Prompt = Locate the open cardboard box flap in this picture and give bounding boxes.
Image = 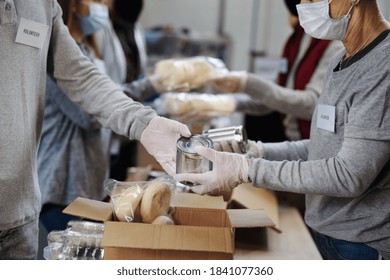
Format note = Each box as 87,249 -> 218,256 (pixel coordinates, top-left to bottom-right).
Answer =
64,184 -> 280,231
63,197 -> 112,222
174,185 -> 280,231
226,209 -> 276,228
230,183 -> 281,231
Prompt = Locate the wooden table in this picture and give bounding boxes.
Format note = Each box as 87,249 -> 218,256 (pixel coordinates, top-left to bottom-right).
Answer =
234,206 -> 322,260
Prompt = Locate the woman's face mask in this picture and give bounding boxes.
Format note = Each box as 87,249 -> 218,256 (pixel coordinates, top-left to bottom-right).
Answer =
78,2 -> 109,36
296,0 -> 356,41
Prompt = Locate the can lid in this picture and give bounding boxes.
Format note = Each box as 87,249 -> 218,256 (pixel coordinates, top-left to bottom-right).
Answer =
177,135 -> 213,154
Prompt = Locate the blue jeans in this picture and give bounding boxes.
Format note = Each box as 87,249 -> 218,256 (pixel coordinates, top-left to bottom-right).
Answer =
0,218 -> 39,260
310,229 -> 380,260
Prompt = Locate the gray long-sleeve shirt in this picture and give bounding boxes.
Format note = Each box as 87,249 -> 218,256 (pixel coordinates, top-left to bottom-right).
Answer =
0,0 -> 157,230
248,33 -> 390,259
235,40 -> 343,140
38,51 -> 157,207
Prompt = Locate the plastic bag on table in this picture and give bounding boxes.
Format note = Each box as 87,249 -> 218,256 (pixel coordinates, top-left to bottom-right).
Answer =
152,56 -> 228,91
157,92 -> 235,123
104,176 -> 176,224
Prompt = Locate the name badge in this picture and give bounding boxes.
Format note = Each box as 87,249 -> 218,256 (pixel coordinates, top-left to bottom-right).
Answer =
15,18 -> 49,49
316,104 -> 336,132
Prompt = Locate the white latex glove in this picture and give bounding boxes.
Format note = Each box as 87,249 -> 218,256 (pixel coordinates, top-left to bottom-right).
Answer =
245,140 -> 264,158
213,140 -> 244,154
213,140 -> 263,158
209,71 -> 248,93
174,146 -> 250,195
140,116 -> 191,176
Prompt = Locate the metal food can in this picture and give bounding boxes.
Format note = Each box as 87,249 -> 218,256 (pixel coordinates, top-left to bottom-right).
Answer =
176,135 -> 213,186
202,125 -> 247,153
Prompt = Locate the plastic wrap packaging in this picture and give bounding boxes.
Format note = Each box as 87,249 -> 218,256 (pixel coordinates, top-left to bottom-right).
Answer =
155,92 -> 236,124
153,56 -> 228,91
104,177 -> 176,224
43,221 -> 105,260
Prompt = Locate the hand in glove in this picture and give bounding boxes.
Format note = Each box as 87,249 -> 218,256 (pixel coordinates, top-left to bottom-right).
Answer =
245,140 -> 264,158
213,140 -> 245,154
140,116 -> 191,176
209,71 -> 248,93
174,146 -> 250,195
213,140 -> 264,158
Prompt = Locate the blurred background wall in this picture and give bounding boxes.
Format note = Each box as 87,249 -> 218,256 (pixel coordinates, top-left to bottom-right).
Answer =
140,0 -> 390,71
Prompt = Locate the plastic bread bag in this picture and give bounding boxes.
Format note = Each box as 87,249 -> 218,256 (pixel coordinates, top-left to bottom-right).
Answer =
104,179 -> 145,222
153,56 -> 228,91
104,177 -> 176,224
158,92 -> 236,122
138,176 -> 176,224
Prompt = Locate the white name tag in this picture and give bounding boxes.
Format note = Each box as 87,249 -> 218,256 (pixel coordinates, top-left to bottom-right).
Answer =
316,104 -> 336,132
15,18 -> 49,49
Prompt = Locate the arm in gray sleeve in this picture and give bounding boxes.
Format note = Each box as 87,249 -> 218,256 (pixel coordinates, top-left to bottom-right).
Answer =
47,2 -> 156,140
263,139 -> 309,161
233,93 -> 274,116
120,78 -> 158,102
46,75 -> 100,131
243,41 -> 343,120
249,138 -> 390,198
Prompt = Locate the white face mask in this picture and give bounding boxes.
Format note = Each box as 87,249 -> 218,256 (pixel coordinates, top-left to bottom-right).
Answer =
78,3 -> 109,36
296,0 -> 356,41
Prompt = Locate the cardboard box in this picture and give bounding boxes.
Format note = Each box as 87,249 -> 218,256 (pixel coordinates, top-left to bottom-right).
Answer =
63,184 -> 279,260
175,185 -> 281,248
136,143 -> 163,171
64,197 -> 234,259
227,184 -> 281,247
229,183 -> 280,232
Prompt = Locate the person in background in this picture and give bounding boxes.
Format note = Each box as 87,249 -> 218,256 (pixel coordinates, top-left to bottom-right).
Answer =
211,0 -> 343,142
109,0 -> 147,83
0,0 -> 190,260
209,0 -> 343,215
38,0 -> 174,233
38,0 -> 112,232
175,0 -> 390,260
94,0 -> 149,181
